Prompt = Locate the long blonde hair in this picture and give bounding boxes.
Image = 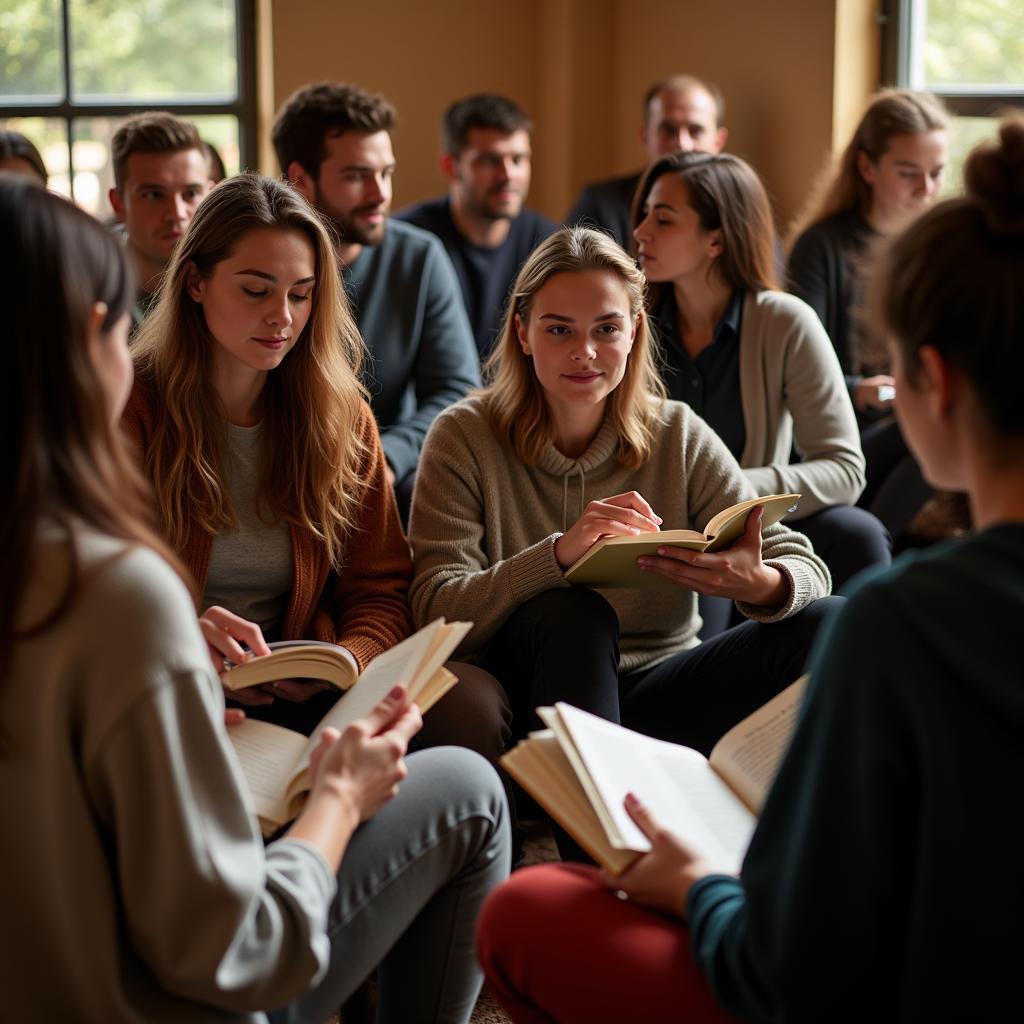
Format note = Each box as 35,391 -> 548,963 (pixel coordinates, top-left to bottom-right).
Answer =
482,226 -> 666,469
788,89 -> 948,246
133,174 -> 368,569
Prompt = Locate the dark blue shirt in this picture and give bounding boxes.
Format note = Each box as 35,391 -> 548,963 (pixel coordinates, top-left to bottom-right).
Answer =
651,289 -> 746,460
395,196 -> 557,359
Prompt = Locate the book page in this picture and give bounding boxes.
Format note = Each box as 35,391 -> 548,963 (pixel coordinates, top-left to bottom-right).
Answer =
227,719 -> 308,825
709,675 -> 808,813
408,621 -> 472,693
704,493 -> 801,552
564,532 -> 710,589
551,703 -> 755,874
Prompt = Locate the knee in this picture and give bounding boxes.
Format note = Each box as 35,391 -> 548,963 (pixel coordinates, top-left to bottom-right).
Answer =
418,663 -> 512,759
511,586 -> 619,639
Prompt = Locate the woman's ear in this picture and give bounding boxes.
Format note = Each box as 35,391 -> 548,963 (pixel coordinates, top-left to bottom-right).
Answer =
856,149 -> 877,186
706,228 -> 724,260
515,313 -> 530,355
918,344 -> 959,417
185,262 -> 204,303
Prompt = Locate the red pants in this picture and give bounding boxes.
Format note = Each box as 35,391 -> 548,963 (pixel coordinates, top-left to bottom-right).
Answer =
477,864 -> 738,1023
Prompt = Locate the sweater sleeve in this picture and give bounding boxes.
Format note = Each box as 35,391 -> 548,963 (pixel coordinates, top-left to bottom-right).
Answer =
408,408 -> 568,656
83,549 -> 337,1012
682,410 -> 831,621
379,239 -> 480,482
313,402 -> 414,669
743,299 -> 865,516
685,582 -> 911,1022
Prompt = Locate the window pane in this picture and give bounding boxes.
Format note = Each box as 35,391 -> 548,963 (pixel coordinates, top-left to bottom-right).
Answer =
941,115 -> 1001,196
920,0 -> 1024,89
1,0 -> 63,102
69,0 -> 237,102
72,114 -> 239,217
0,116 -> 69,196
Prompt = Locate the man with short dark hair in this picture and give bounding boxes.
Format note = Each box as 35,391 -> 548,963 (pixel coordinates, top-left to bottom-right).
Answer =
568,75 -> 729,249
272,82 -> 479,514
108,112 -> 213,327
396,93 -> 557,359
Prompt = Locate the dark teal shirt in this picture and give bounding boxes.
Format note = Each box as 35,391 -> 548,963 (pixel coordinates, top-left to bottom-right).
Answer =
687,525 -> 1024,1022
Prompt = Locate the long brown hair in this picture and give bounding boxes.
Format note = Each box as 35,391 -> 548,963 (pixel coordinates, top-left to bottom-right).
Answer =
788,89 -> 948,246
3,173 -> 179,680
482,226 -> 666,469
132,174 -> 368,569
867,115 -> 1024,438
633,151 -> 778,305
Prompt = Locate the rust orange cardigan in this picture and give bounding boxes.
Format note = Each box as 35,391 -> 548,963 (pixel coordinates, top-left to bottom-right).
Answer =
122,380 -> 414,671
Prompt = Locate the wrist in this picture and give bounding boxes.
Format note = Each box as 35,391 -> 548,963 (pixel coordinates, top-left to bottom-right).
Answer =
750,565 -> 788,608
287,776 -> 362,868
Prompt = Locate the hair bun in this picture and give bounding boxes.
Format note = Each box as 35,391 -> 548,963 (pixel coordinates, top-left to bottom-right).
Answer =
963,115 -> 1024,236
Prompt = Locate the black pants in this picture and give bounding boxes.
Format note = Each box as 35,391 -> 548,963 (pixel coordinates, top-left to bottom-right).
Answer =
858,416 -> 933,541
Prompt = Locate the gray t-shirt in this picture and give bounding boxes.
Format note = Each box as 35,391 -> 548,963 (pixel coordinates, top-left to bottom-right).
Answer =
203,422 -> 293,637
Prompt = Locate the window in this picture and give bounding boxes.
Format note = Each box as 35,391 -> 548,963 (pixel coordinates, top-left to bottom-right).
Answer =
1,0 -> 256,215
883,0 -> 1024,191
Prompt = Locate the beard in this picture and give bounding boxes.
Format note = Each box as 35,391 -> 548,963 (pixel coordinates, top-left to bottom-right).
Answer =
314,187 -> 388,247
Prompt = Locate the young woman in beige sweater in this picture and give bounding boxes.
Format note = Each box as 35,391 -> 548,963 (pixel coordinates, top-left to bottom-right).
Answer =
410,227 -> 835,853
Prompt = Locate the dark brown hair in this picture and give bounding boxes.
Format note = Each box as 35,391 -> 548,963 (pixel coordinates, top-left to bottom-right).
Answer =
2,173 -> 181,682
0,130 -> 47,185
272,82 -> 397,179
633,151 -> 777,296
867,115 -> 1024,436
110,112 -> 204,191
442,93 -> 533,155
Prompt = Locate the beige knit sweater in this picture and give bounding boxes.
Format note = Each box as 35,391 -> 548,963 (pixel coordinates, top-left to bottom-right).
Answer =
410,396 -> 831,672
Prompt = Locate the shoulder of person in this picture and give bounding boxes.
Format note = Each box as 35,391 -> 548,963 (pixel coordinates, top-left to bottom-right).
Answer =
519,207 -> 559,234
72,532 -> 209,679
393,195 -> 441,222
386,216 -> 451,259
747,289 -> 825,334
427,393 -> 492,441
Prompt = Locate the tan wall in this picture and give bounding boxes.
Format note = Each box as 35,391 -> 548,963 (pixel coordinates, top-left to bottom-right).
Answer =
265,0 -> 879,230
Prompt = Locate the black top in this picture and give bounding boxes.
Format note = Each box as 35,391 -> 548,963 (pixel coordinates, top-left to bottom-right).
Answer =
787,210 -> 876,387
650,289 -> 747,460
395,196 -> 557,359
566,172 -> 642,251
688,523 -> 1024,1022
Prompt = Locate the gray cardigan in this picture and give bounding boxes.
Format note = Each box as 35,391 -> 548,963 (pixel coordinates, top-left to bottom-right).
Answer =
736,290 -> 865,518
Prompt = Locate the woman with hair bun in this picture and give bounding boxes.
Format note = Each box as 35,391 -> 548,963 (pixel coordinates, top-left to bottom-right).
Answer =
788,89 -> 949,539
478,116 -> 1024,1024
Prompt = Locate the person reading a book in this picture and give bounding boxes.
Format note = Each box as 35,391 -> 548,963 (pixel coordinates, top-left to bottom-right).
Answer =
476,115 -> 1024,1024
410,226 -> 835,853
1,173 -> 510,1022
124,173 -> 506,761
787,89 -> 950,544
632,151 -> 890,626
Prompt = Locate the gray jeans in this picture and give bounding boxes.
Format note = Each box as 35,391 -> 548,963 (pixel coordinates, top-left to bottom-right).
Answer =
269,746 -> 510,1024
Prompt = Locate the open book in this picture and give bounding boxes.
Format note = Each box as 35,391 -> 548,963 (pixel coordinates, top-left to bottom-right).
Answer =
564,493 -> 800,589
227,618 -> 470,835
222,640 -> 359,691
501,675 -> 807,874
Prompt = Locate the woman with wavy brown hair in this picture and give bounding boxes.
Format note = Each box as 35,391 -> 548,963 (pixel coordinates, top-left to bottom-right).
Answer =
1,172 -> 509,1023
127,173 -> 413,734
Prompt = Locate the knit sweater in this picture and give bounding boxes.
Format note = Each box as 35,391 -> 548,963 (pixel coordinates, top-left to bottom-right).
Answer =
733,290 -> 865,518
123,380 -> 413,671
409,396 -> 830,672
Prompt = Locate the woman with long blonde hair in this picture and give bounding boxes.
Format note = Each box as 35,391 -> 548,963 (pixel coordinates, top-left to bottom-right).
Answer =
2,173 -> 509,1022
410,226 -> 833,855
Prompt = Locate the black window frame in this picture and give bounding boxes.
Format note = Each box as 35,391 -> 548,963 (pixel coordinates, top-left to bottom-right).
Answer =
0,0 -> 258,201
